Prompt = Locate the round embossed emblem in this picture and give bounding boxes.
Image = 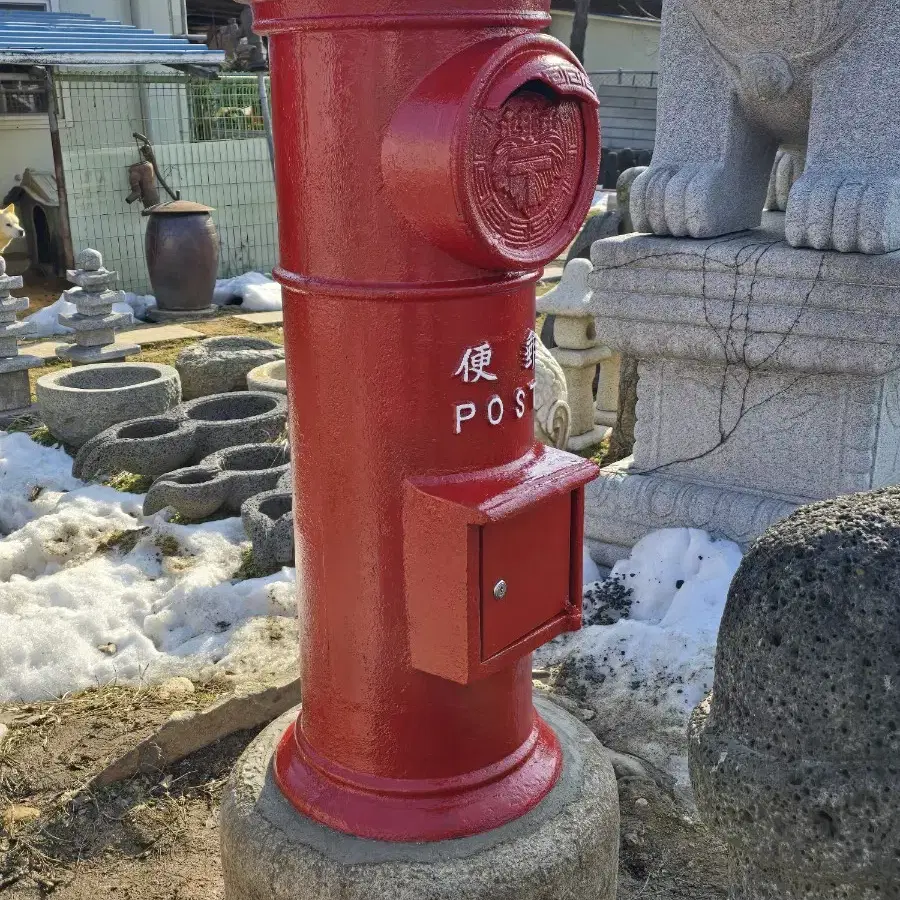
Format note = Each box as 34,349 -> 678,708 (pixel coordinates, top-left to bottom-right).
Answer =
382,35 -> 599,270
467,91 -> 586,264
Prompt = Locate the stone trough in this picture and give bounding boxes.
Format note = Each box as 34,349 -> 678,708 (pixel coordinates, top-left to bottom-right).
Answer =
242,469 -> 294,570
143,442 -> 291,519
73,391 -> 287,481
246,359 -> 287,395
177,336 -> 284,400
37,362 -> 181,449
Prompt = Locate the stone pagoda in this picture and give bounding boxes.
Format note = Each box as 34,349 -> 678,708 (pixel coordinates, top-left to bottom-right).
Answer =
57,248 -> 138,365
0,256 -> 41,417
0,256 -> 44,420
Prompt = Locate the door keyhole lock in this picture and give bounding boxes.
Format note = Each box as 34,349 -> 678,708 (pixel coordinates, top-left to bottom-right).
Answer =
493,580 -> 508,600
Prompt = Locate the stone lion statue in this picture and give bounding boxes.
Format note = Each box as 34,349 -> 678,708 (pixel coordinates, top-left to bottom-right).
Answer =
632,0 -> 898,254
534,336 -> 571,450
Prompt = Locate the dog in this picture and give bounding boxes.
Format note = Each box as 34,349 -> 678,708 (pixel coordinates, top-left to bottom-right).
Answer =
0,203 -> 25,254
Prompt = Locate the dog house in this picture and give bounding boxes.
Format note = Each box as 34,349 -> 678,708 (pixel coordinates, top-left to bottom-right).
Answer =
0,7 -> 223,278
2,169 -> 62,275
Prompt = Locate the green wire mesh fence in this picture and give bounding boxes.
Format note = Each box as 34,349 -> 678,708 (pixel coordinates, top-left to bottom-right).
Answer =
56,70 -> 277,295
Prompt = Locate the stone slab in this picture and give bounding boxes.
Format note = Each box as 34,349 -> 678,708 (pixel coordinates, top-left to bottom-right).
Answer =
22,325 -> 206,366
120,324 -> 205,346
0,402 -> 37,426
59,311 -> 130,332
23,340 -> 65,361
590,215 -> 900,375
233,310 -> 283,325
220,694 -> 620,900
57,342 -> 140,365
0,274 -> 24,292
93,672 -> 301,789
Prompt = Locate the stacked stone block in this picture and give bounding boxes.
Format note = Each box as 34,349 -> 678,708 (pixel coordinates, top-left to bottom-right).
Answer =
57,248 -> 139,365
0,255 -> 41,416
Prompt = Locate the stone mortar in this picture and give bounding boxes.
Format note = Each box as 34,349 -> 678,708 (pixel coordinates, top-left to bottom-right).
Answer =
177,336 -> 284,401
241,488 -> 295,570
247,359 -> 287,395
220,694 -> 620,900
73,391 -> 287,482
144,442 -> 291,519
690,487 -> 900,899
36,363 -> 181,449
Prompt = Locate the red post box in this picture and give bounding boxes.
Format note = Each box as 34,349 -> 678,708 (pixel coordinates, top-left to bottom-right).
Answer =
249,0 -> 600,842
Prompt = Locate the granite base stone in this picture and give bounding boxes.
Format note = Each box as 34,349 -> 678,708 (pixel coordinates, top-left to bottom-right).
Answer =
220,695 -> 620,900
56,341 -> 141,365
587,460 -> 801,567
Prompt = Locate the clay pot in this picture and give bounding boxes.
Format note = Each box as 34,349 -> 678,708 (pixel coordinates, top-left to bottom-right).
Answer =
144,201 -> 219,312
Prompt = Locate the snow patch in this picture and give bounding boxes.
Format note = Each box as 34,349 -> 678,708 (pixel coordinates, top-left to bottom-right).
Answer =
22,268 -> 283,340
0,431 -> 84,533
23,290 -> 156,338
0,431 -> 297,702
538,528 -> 742,783
213,272 -> 282,311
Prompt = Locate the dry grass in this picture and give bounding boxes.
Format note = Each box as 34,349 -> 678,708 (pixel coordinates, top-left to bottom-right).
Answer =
0,681 -> 239,895
25,313 -> 284,401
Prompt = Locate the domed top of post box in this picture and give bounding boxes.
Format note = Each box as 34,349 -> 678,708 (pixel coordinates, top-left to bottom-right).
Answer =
248,0 -> 552,32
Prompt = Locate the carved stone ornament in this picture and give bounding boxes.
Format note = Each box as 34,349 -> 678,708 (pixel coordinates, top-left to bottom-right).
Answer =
684,0 -> 870,99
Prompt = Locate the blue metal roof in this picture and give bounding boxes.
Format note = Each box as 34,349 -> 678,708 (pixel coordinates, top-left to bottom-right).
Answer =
0,9 -> 224,66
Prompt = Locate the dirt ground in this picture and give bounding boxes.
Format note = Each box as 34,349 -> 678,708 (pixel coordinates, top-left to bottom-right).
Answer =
0,678 -> 728,900
18,272 -> 70,315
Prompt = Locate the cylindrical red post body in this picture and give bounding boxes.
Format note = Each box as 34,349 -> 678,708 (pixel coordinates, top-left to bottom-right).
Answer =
251,0 -> 600,841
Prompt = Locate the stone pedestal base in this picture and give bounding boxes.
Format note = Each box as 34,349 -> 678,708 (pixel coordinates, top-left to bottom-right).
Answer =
147,305 -> 217,323
57,342 -> 141,365
586,216 -> 900,562
220,695 -> 620,900
0,359 -> 39,415
586,459 -> 802,567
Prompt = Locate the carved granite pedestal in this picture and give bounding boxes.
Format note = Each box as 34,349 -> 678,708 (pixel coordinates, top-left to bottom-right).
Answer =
586,214 -> 900,564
